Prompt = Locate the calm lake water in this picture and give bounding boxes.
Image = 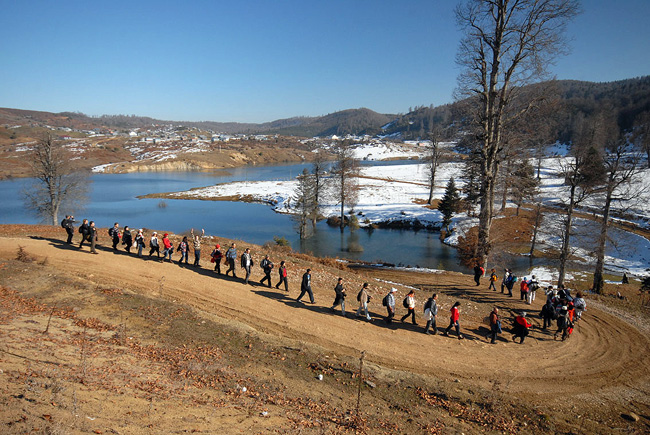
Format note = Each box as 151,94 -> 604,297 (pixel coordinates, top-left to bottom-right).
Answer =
0,162 -> 477,273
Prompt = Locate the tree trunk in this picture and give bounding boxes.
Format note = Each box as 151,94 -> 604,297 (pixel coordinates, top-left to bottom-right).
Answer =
529,204 -> 542,257
558,184 -> 576,286
592,184 -> 614,294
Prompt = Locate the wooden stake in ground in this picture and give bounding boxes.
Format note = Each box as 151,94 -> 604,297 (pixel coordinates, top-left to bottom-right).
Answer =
43,305 -> 56,334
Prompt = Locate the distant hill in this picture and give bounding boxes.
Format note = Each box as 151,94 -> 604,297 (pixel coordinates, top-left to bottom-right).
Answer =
2,76 -> 648,140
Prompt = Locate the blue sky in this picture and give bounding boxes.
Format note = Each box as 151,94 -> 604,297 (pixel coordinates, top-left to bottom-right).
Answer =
1,0 -> 648,123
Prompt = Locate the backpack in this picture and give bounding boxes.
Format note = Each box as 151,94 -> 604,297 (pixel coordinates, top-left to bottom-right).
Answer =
61,219 -> 66,228
108,227 -> 115,237
423,298 -> 432,312
403,296 -> 409,308
357,290 -> 363,302
78,226 -> 83,234
382,294 -> 389,307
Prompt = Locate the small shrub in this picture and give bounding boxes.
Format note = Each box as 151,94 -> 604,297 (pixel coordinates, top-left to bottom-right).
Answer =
16,246 -> 35,263
273,236 -> 291,247
158,200 -> 168,209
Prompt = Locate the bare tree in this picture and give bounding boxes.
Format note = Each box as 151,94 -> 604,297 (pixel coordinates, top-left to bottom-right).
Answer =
311,148 -> 328,226
509,159 -> 539,215
455,0 -> 580,267
293,168 -> 317,239
330,142 -> 360,232
23,134 -> 90,225
592,139 -> 643,293
425,127 -> 444,205
632,112 -> 650,168
528,201 -> 543,257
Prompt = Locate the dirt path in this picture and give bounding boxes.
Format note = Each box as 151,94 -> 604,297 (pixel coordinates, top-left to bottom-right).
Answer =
2,234 -> 648,415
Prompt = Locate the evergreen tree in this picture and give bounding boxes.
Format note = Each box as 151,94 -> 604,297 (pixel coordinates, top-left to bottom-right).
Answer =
293,168 -> 317,239
438,177 -> 461,233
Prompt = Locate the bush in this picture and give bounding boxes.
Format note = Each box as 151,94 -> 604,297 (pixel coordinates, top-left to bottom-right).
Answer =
16,246 -> 35,263
273,236 -> 291,247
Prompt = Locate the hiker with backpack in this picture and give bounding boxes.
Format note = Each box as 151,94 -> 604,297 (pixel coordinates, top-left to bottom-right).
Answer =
122,226 -> 133,253
177,236 -> 190,265
275,260 -> 289,291
109,222 -> 121,251
149,232 -> 160,258
296,268 -> 315,304
134,229 -> 145,257
330,277 -> 346,317
382,288 -> 397,324
526,275 -> 539,304
554,304 -> 571,341
513,311 -> 532,344
501,269 -> 510,293
400,289 -> 417,325
443,301 -> 464,340
240,248 -> 253,285
61,215 -> 75,244
505,270 -> 517,296
488,268 -> 498,291
78,219 -> 90,249
161,233 -> 173,262
355,282 -> 372,322
259,255 -> 274,287
473,263 -> 484,286
423,293 -> 438,335
573,291 -> 586,322
210,244 -> 223,274
540,298 -> 557,330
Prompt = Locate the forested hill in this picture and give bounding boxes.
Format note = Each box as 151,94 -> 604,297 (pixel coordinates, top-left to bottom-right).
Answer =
1,76 -> 648,139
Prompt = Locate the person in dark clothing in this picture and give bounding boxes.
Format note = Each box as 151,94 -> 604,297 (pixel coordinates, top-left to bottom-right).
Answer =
473,264 -> 483,286
275,261 -> 288,291
149,232 -> 160,258
211,244 -> 223,274
513,312 -> 532,344
488,307 -> 500,344
384,288 -> 397,324
62,215 -> 75,244
122,226 -> 133,253
259,255 -> 274,287
330,277 -> 346,316
423,293 -> 438,335
622,272 -> 629,284
109,222 -> 120,250
88,221 -> 98,254
134,229 -> 145,257
443,302 -> 464,339
225,243 -> 237,277
297,268 -> 314,304
541,299 -> 555,329
78,219 -> 90,249
241,248 -> 253,285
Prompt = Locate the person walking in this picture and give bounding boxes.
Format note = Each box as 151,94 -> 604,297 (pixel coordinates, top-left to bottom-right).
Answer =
149,232 -> 160,258
78,219 -> 90,249
520,277 -> 529,301
473,263 -> 484,286
225,243 -> 237,277
488,268 -> 498,291
513,312 -> 532,344
61,215 -> 76,244
400,289 -> 417,325
526,275 -> 539,304
573,291 -> 586,322
134,229 -> 145,257
541,298 -> 556,330
505,272 -> 516,297
177,236 -> 190,265
191,228 -> 204,267
241,248 -> 253,285
501,269 -> 510,293
423,293 -> 438,334
259,255 -> 274,287
88,221 -> 98,254
122,226 -> 133,253
443,302 -> 464,339
161,233 -> 173,262
330,277 -> 346,316
488,307 -> 501,344
383,288 -> 397,324
275,260 -> 288,291
109,222 -> 121,251
355,282 -> 372,322
211,244 -> 223,274
296,268 -> 315,304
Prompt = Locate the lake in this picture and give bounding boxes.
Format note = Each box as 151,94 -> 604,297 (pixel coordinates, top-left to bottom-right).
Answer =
0,162 -> 474,272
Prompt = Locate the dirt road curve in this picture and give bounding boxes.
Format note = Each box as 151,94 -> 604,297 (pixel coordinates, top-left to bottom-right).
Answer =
1,235 -> 648,409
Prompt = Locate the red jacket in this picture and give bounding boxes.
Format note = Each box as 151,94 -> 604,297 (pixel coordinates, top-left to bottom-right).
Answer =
515,316 -> 531,328
162,237 -> 172,249
450,306 -> 459,322
520,281 -> 529,292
